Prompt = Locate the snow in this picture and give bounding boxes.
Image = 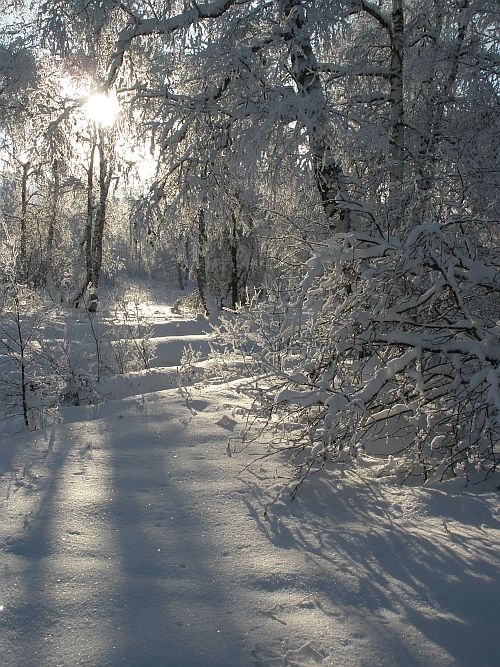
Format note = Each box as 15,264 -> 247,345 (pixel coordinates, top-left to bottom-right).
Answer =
1,287 -> 499,666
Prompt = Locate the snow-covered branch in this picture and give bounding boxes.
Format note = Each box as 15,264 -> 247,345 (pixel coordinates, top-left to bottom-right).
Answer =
106,0 -> 240,87
360,0 -> 391,33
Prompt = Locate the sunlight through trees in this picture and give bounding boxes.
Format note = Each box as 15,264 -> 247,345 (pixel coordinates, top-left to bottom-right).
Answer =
0,0 -> 498,482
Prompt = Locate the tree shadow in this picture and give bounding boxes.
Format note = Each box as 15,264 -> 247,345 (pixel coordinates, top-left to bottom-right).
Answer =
1,401 -> 256,666
0,423 -> 86,665
103,411 -> 253,666
241,470 -> 500,666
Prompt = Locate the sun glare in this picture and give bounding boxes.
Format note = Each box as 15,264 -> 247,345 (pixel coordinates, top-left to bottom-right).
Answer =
84,92 -> 120,128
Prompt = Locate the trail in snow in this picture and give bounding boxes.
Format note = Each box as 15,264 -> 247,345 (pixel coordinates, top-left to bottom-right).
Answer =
0,287 -> 499,666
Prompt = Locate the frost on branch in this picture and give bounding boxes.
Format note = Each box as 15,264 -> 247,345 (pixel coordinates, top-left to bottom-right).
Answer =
215,222 -> 499,486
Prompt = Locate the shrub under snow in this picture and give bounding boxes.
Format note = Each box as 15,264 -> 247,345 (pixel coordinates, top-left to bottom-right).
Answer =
214,222 -> 499,487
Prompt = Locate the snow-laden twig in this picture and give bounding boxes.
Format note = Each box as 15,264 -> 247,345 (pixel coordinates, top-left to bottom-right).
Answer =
213,222 -> 499,486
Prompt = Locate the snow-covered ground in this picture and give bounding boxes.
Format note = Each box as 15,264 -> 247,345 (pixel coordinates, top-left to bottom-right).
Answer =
0,286 -> 499,666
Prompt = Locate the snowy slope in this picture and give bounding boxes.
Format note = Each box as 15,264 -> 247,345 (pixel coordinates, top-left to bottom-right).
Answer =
0,290 -> 499,667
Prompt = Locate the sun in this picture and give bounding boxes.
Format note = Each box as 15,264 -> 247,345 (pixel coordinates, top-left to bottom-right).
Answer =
84,92 -> 120,128
57,76 -> 120,127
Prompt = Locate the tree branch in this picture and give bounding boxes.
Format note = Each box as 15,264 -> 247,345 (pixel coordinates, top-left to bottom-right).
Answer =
105,0 -> 239,87
360,0 -> 391,33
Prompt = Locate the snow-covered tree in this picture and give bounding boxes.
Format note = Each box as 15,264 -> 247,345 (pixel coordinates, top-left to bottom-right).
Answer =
3,0 -> 496,478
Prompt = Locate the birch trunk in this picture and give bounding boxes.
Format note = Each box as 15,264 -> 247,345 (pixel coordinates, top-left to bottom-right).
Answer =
18,161 -> 30,281
85,139 -> 96,286
73,138 -> 96,308
43,157 -> 60,288
280,0 -> 353,232
195,207 -> 209,315
74,127 -> 113,311
388,0 -> 405,232
90,132 -> 113,291
230,213 -> 239,309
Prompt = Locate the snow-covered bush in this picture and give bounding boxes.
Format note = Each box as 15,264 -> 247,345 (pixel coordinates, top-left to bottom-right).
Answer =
176,344 -> 204,402
0,283 -> 61,430
214,222 -> 499,486
0,279 -> 161,430
111,290 -> 156,372
172,290 -> 205,316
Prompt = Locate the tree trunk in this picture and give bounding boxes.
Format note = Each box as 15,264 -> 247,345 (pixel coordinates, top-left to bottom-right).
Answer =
90,135 -> 112,291
42,157 -> 60,288
195,207 -> 209,315
281,0 -> 353,232
18,161 -> 30,281
86,138 -> 96,285
73,138 -> 97,308
387,0 -> 405,232
75,128 -> 113,311
13,295 -> 30,428
176,263 -> 185,290
230,213 -> 239,308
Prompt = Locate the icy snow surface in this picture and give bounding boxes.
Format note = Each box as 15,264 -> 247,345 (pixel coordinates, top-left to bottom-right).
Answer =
1,287 -> 499,666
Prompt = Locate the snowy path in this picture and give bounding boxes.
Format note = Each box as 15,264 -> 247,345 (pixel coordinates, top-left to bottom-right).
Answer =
1,295 -> 499,666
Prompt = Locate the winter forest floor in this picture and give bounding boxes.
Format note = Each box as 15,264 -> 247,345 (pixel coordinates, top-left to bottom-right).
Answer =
0,283 -> 499,667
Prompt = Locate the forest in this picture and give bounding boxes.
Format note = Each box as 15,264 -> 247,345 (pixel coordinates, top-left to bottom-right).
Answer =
0,2 -> 499,666
1,0 -> 498,482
